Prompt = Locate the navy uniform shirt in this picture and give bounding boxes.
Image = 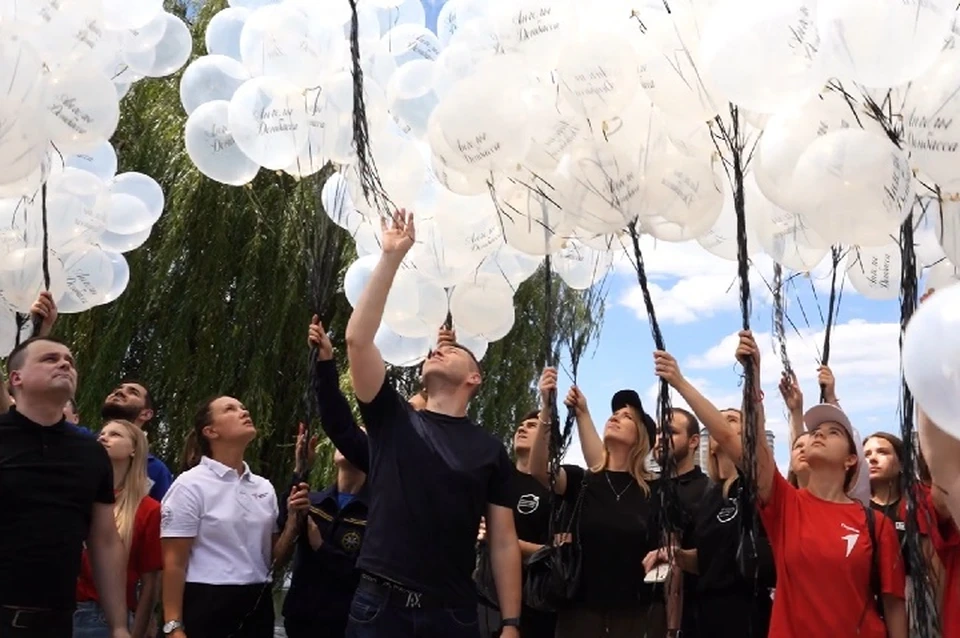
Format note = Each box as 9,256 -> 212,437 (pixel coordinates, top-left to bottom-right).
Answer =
279,478 -> 370,636
0,408 -> 114,610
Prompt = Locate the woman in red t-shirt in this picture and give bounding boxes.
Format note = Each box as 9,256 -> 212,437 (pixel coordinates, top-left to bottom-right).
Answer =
74,419 -> 162,638
654,330 -> 907,638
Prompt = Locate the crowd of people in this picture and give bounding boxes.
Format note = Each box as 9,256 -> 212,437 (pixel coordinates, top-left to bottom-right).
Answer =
1,210 -> 960,638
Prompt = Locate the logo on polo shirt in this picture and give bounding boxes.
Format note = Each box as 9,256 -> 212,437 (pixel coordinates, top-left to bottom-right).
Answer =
517,494 -> 540,515
341,531 -> 362,552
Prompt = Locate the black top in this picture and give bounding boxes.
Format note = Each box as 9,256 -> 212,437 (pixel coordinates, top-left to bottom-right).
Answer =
870,497 -> 913,575
313,359 -> 369,473
674,465 -> 709,626
0,408 -> 114,610
510,468 -> 552,545
562,465 -> 659,610
357,380 -> 514,605
693,476 -> 774,595
279,477 -> 370,633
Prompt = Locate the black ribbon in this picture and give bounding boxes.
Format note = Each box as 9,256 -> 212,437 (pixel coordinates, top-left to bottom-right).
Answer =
820,246 -> 842,402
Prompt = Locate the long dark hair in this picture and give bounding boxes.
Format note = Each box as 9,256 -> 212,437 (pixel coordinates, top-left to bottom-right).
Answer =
863,431 -> 906,497
180,396 -> 219,472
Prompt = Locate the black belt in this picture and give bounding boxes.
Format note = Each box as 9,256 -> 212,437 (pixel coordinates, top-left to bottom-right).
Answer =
359,573 -> 441,609
0,606 -> 73,631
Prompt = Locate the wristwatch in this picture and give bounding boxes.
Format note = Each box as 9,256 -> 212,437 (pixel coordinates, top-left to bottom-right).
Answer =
500,617 -> 521,629
162,620 -> 184,635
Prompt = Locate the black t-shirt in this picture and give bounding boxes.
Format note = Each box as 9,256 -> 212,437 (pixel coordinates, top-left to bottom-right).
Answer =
693,476 -> 774,595
674,467 -> 709,600
870,497 -> 913,575
357,381 -> 514,605
510,468 -> 551,545
0,408 -> 115,609
562,465 -> 659,611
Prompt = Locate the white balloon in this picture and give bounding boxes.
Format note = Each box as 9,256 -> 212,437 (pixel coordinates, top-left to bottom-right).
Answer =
903,283 -> 960,438
184,100 -> 260,186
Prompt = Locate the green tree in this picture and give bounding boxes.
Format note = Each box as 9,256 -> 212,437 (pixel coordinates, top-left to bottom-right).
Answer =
52,1 -> 604,490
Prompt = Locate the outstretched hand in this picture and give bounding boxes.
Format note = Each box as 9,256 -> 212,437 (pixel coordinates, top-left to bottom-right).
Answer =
380,209 -> 415,257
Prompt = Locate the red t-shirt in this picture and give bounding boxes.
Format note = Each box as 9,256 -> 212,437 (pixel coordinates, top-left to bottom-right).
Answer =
922,491 -> 960,638
759,471 -> 906,638
76,496 -> 162,611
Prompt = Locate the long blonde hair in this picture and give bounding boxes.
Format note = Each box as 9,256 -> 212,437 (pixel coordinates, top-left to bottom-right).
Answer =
590,407 -> 654,495
108,420 -> 151,550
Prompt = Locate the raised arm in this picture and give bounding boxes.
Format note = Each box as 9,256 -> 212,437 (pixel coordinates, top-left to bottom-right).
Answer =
531,368 -> 567,495
565,384 -> 603,468
345,210 -> 415,403
918,408 -> 960,524
734,331 -> 776,503
655,349 -> 743,463
309,317 -> 369,472
778,371 -> 804,446
817,364 -> 839,407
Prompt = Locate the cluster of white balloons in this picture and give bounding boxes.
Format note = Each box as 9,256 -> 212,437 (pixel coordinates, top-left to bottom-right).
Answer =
0,0 -> 192,353
183,0 -> 960,371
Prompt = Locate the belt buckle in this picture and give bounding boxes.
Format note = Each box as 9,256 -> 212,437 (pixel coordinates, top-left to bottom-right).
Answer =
403,591 -> 422,609
11,610 -> 30,629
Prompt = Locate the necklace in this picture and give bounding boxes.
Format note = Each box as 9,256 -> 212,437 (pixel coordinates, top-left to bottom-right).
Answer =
605,472 -> 633,502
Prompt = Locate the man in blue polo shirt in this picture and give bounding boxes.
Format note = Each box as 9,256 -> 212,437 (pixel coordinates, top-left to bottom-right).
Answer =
100,381 -> 173,501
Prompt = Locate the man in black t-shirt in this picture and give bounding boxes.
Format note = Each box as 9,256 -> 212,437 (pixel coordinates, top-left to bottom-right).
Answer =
478,410 -> 556,638
343,209 -> 522,638
655,407 -> 709,637
0,337 -> 130,638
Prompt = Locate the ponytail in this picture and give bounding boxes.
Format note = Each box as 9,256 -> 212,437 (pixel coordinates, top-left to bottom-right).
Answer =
180,430 -> 204,472
180,397 -> 217,472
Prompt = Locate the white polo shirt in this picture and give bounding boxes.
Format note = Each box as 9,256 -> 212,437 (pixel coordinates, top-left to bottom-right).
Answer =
161,456 -> 279,585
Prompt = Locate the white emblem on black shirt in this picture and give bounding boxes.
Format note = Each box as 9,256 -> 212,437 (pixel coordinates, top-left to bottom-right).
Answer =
517,494 -> 540,515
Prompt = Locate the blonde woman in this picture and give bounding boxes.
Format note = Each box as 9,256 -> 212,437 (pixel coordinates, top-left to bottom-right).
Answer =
74,420 -> 161,638
531,369 -> 666,638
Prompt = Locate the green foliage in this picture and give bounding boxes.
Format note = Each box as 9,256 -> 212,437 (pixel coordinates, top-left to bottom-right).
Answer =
51,5 -> 604,491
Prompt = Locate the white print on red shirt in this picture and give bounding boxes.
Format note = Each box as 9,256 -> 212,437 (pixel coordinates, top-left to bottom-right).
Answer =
840,523 -> 861,558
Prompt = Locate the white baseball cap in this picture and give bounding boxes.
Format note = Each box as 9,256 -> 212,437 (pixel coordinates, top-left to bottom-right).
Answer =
803,403 -> 871,507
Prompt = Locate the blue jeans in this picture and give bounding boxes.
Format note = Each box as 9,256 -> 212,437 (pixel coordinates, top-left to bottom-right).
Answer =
72,602 -> 133,638
72,602 -> 109,638
345,581 -> 479,638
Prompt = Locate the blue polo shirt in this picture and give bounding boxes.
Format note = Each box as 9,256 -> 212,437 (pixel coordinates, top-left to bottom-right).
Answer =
68,422 -> 174,501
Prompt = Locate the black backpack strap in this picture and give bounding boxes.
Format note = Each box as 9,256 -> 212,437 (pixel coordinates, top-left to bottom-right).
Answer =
862,503 -> 886,618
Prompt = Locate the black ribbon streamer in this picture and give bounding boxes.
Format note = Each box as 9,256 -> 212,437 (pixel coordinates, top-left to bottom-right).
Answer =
625,221 -> 681,551
771,263 -> 793,376
17,183 -> 53,344
347,0 -> 391,216
899,212 -> 936,638
820,246 -> 842,402
723,105 -> 763,592
542,257 -> 563,496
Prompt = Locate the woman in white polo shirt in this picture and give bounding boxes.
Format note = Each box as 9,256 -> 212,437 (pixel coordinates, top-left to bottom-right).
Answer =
159,396 -> 308,638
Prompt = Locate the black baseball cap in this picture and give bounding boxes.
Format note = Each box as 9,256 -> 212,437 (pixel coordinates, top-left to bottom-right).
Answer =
611,389 -> 657,445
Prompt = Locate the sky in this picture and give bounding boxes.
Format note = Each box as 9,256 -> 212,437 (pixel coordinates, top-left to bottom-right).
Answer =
556,236 -> 910,473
